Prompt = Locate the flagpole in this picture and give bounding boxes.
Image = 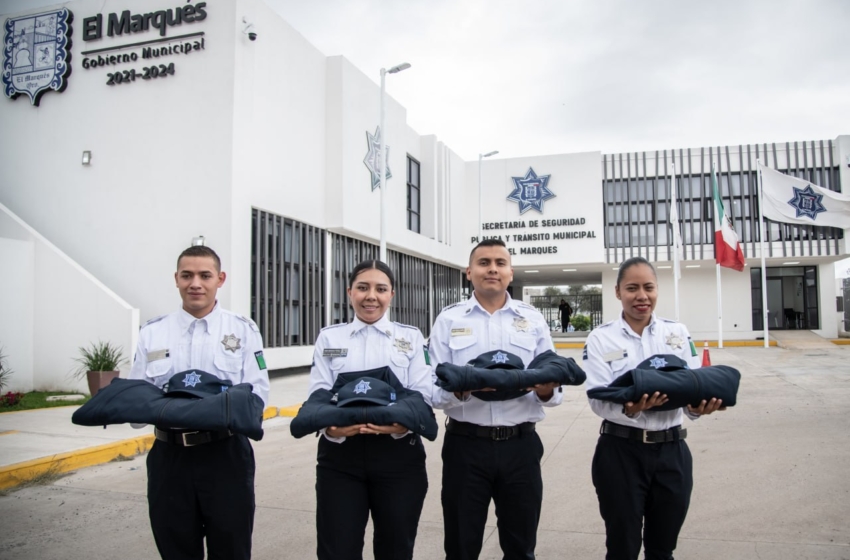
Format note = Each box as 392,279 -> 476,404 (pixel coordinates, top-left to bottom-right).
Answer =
712,162 -> 723,349
671,162 -> 680,321
757,159 -> 770,348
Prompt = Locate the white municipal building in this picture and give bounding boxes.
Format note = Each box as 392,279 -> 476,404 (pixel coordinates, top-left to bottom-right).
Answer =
1,0 -> 848,392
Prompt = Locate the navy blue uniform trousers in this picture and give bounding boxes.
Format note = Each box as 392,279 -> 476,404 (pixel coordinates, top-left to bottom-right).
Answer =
146,435 -> 256,560
315,433 -> 428,560
441,430 -> 545,560
591,433 -> 693,560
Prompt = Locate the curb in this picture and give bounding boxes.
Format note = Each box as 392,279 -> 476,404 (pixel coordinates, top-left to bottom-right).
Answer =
0,404 -> 303,491
0,434 -> 155,491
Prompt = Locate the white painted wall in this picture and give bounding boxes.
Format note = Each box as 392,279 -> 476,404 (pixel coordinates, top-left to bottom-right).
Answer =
0,0 -> 238,324
813,262 -> 838,339
0,203 -> 138,393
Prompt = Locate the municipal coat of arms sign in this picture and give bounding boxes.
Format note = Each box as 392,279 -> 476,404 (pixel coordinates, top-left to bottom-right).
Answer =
3,8 -> 72,106
363,126 -> 392,191
507,167 -> 555,214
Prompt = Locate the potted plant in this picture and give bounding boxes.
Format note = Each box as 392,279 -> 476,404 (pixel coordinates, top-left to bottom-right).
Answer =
73,341 -> 128,397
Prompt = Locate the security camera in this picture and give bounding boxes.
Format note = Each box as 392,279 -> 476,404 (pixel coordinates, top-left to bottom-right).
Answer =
242,17 -> 257,41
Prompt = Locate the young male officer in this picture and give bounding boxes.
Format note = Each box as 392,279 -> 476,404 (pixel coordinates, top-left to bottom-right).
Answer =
429,238 -> 561,560
129,245 -> 269,560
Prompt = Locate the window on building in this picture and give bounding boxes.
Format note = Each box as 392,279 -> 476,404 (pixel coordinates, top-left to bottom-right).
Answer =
407,156 -> 420,233
251,209 -> 325,347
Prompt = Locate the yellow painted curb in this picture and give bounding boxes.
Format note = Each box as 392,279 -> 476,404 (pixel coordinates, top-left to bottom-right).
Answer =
831,339 -> 850,346
277,405 -> 301,417
0,434 -> 154,491
0,430 -> 19,436
263,406 -> 279,420
555,340 -> 779,349
553,342 -> 585,349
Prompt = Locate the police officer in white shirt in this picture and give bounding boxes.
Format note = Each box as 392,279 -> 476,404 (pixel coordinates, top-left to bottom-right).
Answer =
308,259 -> 433,560
584,256 -> 725,560
429,238 -> 561,560
129,245 -> 269,560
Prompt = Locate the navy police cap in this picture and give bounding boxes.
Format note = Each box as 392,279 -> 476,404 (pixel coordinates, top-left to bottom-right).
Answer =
336,377 -> 397,407
164,370 -> 232,399
635,354 -> 690,371
467,350 -> 525,370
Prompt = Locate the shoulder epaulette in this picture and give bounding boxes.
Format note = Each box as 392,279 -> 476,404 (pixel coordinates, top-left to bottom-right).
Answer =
141,315 -> 167,328
320,322 -> 349,331
659,318 -> 678,324
392,322 -> 418,330
234,314 -> 261,333
516,302 -> 537,311
440,301 -> 464,313
596,320 -> 617,329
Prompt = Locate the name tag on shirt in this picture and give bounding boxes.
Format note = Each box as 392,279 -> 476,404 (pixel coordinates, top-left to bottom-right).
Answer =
147,349 -> 170,362
323,348 -> 348,358
603,349 -> 627,362
451,327 -> 472,337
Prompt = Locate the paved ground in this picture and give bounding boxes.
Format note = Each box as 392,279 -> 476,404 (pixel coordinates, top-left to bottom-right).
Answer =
1,346 -> 850,559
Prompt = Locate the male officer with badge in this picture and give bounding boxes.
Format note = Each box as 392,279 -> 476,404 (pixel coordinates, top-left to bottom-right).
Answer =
129,245 -> 269,560
429,238 -> 561,560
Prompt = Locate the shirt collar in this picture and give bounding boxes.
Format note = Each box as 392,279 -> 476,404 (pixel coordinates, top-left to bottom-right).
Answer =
618,311 -> 657,338
465,291 -> 518,316
350,313 -> 394,338
178,302 -> 221,333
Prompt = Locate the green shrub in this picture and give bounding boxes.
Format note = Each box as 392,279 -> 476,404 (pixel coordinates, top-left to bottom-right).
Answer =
571,314 -> 591,332
72,341 -> 127,380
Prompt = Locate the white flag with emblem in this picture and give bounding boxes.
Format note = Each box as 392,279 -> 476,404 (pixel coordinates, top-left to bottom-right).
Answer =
760,164 -> 850,228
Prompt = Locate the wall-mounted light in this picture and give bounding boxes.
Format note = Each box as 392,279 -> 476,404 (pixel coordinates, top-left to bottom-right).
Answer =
562,269 -> 576,272
192,235 -> 206,247
82,151 -> 92,165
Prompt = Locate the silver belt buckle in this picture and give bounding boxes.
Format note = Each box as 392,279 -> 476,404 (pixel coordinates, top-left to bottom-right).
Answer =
641,430 -> 655,444
181,431 -> 200,447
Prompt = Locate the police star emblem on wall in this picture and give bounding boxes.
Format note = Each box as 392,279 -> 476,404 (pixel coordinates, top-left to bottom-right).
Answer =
787,185 -> 827,221
363,126 -> 392,191
3,8 -> 72,106
507,167 -> 555,214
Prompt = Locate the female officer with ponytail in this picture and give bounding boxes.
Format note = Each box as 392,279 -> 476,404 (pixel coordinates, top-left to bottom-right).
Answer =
307,259 -> 432,560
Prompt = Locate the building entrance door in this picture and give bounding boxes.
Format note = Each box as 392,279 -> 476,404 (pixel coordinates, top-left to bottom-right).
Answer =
751,266 -> 819,330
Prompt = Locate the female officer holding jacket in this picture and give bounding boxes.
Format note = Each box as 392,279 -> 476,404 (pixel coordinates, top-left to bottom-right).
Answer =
307,259 -> 433,560
583,256 -> 725,560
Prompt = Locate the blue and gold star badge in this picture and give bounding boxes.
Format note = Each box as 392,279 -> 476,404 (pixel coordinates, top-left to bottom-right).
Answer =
507,167 -> 555,214
363,126 -> 392,191
787,185 -> 826,221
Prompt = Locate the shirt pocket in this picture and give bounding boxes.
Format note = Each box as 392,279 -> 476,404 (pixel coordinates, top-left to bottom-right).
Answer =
329,357 -> 347,373
213,354 -> 242,385
145,358 -> 173,380
448,335 -> 478,365
508,333 -> 537,365
390,352 -> 411,385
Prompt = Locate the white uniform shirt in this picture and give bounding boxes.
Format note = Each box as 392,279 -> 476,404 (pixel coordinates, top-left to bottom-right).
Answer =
129,303 -> 270,406
583,313 -> 701,431
308,313 -> 432,442
429,292 -> 561,426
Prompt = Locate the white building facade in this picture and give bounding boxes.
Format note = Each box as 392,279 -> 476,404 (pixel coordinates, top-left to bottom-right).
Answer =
1,0 -> 847,392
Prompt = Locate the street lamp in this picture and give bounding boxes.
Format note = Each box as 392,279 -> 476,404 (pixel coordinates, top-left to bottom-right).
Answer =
379,62 -> 411,262
478,150 -> 499,241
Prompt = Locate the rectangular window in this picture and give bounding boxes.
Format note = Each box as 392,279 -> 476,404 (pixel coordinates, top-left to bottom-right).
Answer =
251,209 -> 325,347
407,156 -> 421,233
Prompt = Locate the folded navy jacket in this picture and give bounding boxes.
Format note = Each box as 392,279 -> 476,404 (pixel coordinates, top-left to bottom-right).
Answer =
289,366 -> 438,441
434,349 -> 587,401
586,354 -> 741,411
71,371 -> 265,440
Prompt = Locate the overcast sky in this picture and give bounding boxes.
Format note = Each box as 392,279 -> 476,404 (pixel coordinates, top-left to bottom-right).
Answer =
265,0 -> 849,160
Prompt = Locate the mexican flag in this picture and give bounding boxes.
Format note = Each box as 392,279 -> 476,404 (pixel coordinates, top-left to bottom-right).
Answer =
711,166 -> 746,271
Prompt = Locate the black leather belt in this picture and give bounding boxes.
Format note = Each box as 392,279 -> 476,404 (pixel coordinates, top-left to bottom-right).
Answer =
600,420 -> 686,444
446,419 -> 535,441
154,427 -> 233,447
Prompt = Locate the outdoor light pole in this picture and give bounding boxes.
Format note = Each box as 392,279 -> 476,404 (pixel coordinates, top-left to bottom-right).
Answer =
379,62 -> 411,262
478,150 -> 499,242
